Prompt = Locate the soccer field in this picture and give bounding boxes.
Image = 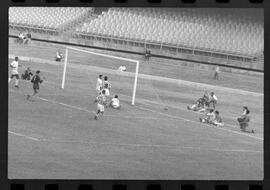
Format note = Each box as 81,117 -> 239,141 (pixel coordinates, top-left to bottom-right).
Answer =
8,42 -> 263,180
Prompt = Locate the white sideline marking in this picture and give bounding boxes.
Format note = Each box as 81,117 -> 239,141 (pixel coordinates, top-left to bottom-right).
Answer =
8,131 -> 40,141
134,105 -> 264,141
39,139 -> 263,153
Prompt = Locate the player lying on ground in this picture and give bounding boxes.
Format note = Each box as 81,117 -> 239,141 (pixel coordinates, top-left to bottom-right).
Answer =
200,110 -> 224,127
21,67 -> 33,80
118,65 -> 127,72
9,56 -> 21,88
187,92 -> 210,112
188,91 -> 218,112
26,70 -> 44,101
237,106 -> 254,133
94,89 -> 107,120
110,95 -> 121,109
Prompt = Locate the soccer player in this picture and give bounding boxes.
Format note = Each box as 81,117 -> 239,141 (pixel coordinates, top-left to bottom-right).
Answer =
199,109 -> 215,124
118,65 -> 127,72
187,92 -> 209,112
110,95 -> 121,109
94,89 -> 107,120
21,67 -> 33,80
207,92 -> 218,109
212,110 -> 224,127
96,75 -> 103,93
9,56 -> 21,88
26,70 -> 43,101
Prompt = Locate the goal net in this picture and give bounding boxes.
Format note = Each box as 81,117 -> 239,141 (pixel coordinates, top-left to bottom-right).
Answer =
61,46 -> 139,105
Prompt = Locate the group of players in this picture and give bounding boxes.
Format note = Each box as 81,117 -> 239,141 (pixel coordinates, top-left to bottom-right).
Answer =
9,57 -> 44,101
187,91 -> 254,133
94,74 -> 121,120
9,56 -> 255,132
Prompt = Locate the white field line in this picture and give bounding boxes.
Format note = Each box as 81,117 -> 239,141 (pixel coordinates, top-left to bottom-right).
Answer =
9,54 -> 263,97
8,131 -> 40,141
38,138 -> 263,154
8,129 -> 262,153
9,88 -> 263,142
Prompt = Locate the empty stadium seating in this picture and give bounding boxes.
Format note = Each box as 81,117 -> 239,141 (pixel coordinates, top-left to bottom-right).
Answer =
9,7 -> 92,31
76,8 -> 263,56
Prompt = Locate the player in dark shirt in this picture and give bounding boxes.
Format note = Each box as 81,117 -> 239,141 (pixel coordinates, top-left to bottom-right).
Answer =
26,70 -> 43,101
21,67 -> 33,80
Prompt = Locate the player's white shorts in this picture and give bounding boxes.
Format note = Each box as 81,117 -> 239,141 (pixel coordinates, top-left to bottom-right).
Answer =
112,102 -> 119,109
97,103 -> 104,112
104,89 -> 110,96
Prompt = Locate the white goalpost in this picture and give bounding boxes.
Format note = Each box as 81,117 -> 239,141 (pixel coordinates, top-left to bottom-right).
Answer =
61,46 -> 140,105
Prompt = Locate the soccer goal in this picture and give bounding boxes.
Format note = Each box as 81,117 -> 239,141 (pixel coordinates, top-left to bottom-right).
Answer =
61,46 -> 140,105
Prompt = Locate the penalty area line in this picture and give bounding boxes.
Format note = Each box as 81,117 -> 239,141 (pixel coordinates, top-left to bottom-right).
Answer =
8,131 -> 40,141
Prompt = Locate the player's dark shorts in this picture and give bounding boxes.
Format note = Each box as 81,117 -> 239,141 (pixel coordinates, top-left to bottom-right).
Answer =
11,74 -> 19,79
33,84 -> 39,92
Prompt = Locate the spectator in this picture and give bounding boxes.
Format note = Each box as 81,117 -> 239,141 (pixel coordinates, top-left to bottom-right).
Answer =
55,50 -> 63,62
145,48 -> 151,61
237,106 -> 254,133
24,31 -> 32,44
16,32 -> 25,44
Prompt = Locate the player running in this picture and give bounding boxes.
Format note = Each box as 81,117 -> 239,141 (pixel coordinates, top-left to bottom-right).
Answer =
26,70 -> 43,101
96,75 -> 103,94
8,56 -> 21,88
94,89 -> 107,120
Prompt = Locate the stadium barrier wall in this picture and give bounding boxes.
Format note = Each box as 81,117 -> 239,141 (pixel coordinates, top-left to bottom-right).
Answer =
9,34 -> 263,76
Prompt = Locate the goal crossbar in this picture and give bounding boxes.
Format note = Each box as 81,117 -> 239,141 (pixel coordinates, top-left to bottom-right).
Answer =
61,46 -> 140,105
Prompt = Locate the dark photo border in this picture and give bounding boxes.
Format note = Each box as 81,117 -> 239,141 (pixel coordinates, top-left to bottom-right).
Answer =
1,0 -> 269,190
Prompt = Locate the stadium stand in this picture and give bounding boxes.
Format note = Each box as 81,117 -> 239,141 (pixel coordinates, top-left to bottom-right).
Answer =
76,8 -> 263,57
9,7 -> 93,32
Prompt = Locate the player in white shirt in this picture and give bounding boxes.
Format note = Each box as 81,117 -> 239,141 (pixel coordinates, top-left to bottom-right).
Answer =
103,76 -> 111,96
96,75 -> 103,93
208,92 -> 218,109
118,65 -> 126,72
110,95 -> 120,109
8,57 -> 20,88
213,66 -> 220,80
